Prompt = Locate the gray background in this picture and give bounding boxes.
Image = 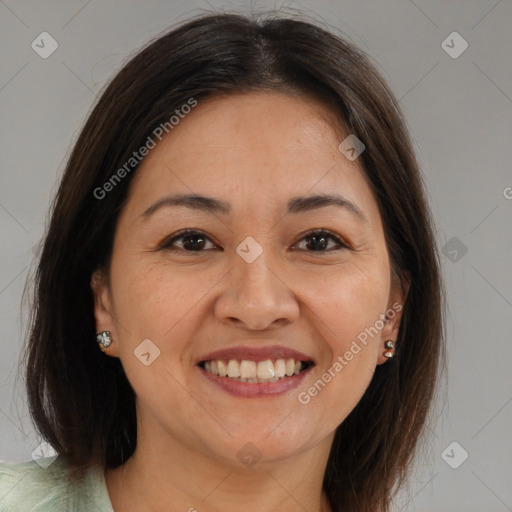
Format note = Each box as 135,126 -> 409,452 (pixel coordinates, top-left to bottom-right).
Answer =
1,1 -> 511,510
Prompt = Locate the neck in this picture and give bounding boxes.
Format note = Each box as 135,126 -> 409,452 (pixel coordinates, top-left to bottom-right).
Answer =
105,413 -> 333,512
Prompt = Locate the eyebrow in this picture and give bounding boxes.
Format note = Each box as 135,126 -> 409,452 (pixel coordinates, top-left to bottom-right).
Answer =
140,193 -> 366,222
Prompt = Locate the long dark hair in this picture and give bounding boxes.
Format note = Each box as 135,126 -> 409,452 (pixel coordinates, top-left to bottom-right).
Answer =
23,11 -> 445,512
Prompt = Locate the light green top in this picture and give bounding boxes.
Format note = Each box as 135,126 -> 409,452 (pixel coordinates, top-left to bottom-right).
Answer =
0,456 -> 114,511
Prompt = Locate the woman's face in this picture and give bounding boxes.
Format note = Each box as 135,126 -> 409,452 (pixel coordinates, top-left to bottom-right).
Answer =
93,91 -> 405,467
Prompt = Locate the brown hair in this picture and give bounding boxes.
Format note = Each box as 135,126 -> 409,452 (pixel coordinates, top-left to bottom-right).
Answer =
23,11 -> 445,511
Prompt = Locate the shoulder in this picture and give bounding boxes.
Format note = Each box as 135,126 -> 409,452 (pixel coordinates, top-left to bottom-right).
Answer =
0,456 -> 113,512
0,456 -> 68,511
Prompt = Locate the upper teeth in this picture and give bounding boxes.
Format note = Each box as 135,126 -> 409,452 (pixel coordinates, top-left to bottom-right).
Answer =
203,358 -> 305,381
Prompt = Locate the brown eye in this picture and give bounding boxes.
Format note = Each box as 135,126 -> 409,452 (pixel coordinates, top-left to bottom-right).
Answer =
293,230 -> 348,252
160,230 -> 217,251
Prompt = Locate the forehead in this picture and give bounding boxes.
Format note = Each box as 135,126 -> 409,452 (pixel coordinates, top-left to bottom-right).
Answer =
123,91 -> 379,223
158,91 -> 345,167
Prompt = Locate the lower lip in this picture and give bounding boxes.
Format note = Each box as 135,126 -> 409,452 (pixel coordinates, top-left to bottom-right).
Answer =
198,365 -> 313,398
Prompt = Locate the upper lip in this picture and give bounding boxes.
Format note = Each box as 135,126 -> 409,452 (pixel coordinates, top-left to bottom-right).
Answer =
197,345 -> 314,364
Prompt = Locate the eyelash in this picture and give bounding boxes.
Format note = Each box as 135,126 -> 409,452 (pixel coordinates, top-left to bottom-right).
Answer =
159,228 -> 349,254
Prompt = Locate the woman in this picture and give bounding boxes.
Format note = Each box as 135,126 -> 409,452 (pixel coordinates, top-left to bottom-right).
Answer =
0,11 -> 444,512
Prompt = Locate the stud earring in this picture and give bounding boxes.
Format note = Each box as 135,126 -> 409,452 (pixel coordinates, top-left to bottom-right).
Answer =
383,340 -> 394,358
96,331 -> 112,352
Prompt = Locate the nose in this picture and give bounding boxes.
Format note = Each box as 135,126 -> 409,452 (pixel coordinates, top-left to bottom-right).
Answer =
214,247 -> 300,331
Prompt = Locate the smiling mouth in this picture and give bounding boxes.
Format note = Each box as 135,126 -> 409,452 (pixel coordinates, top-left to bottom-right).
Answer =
198,358 -> 314,383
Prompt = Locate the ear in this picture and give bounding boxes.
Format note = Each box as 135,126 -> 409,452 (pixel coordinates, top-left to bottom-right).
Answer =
91,269 -> 120,357
377,271 -> 410,365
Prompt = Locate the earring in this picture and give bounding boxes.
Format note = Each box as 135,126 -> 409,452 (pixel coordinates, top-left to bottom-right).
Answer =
383,340 -> 394,358
96,331 -> 112,352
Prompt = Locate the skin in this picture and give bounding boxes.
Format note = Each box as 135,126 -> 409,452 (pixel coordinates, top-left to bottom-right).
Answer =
92,91 -> 407,512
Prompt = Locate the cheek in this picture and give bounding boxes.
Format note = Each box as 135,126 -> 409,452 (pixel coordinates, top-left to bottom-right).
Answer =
295,258 -> 390,349
292,260 -> 389,420
112,254 -> 199,322
107,261 -> 212,414
108,258 -> 224,359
